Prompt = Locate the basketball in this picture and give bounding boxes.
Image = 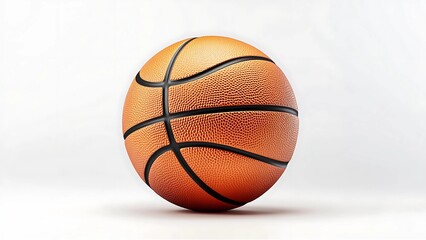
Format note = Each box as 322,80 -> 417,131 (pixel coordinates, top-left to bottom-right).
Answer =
122,36 -> 299,212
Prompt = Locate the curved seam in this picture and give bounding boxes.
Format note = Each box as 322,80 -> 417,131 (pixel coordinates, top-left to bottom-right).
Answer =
178,142 -> 288,168
171,105 -> 298,118
157,37 -> 246,206
135,73 -> 164,87
123,105 -> 298,139
134,56 -> 274,87
123,116 -> 165,139
144,141 -> 287,197
144,145 -> 172,186
169,56 -> 274,85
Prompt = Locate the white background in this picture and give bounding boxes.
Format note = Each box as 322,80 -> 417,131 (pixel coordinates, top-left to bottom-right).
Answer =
1,0 -> 426,239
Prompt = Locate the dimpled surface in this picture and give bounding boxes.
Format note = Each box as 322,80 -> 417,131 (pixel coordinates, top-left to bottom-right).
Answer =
122,36 -> 299,211
139,39 -> 189,82
169,60 -> 297,113
122,80 -> 162,133
149,151 -> 236,211
124,122 -> 169,182
170,36 -> 269,81
171,112 -> 299,161
181,147 -> 285,203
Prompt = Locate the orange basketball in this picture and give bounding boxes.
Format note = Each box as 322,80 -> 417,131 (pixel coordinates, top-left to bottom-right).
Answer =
122,36 -> 299,212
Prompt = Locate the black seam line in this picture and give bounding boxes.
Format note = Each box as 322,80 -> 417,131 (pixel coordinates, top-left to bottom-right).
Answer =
162,38 -> 195,142
134,56 -> 274,88
161,37 -> 245,207
123,116 -> 165,139
144,145 -> 172,186
123,105 -> 298,139
173,146 -> 245,206
143,144 -> 246,206
178,142 -> 288,168
172,105 -> 298,119
135,74 -> 163,87
143,141 -> 287,196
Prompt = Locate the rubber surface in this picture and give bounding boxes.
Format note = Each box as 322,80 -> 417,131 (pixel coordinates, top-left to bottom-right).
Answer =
123,36 -> 299,211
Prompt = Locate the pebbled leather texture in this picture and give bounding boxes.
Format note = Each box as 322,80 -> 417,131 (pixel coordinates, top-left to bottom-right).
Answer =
168,60 -> 297,113
169,36 -> 269,81
122,36 -> 299,211
122,81 -> 163,133
149,150 -> 236,212
124,122 -> 169,182
139,39 -> 189,82
181,147 -> 285,203
171,111 -> 298,162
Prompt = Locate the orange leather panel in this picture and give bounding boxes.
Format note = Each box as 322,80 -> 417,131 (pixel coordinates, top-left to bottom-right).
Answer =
169,60 -> 297,113
122,79 -> 163,133
171,112 -> 298,162
181,147 -> 285,203
139,39 -> 189,82
171,36 -> 269,80
124,122 -> 169,182
149,151 -> 237,211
